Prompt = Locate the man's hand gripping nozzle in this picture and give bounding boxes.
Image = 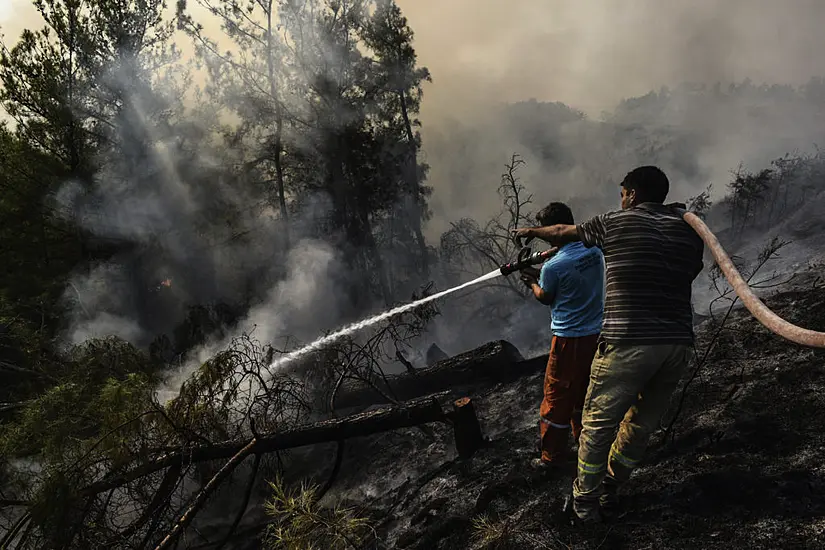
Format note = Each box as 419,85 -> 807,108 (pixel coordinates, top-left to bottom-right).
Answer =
499,245 -> 558,277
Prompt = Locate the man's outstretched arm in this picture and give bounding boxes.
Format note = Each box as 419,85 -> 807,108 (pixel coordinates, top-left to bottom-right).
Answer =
513,213 -> 609,250
511,224 -> 581,247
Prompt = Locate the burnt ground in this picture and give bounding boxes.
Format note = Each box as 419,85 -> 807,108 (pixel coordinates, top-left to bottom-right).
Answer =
218,271 -> 825,549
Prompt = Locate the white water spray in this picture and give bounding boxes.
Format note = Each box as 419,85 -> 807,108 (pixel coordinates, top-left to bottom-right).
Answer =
265,269 -> 504,372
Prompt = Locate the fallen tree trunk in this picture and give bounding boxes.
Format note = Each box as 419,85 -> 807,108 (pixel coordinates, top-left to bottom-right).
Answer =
81,394 -> 448,498
333,340 -> 527,409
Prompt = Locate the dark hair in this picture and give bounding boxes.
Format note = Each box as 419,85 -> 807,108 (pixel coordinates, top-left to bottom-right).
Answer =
620,165 -> 669,204
535,202 -> 574,226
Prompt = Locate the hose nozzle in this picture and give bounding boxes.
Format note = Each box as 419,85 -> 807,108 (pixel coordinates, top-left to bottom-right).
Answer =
499,247 -> 558,276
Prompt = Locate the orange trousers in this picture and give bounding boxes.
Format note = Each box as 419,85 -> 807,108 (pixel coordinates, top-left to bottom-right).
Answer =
539,334 -> 600,463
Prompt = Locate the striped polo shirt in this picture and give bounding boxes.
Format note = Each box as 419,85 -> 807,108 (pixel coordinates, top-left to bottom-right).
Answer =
576,203 -> 704,344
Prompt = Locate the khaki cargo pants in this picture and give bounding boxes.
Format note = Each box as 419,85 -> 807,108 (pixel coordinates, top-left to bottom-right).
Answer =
572,340 -> 693,519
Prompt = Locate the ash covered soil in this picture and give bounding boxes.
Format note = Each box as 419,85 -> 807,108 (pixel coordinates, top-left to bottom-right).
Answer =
232,270 -> 825,549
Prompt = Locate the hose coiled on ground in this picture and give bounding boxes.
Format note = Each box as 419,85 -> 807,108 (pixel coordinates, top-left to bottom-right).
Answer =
682,211 -> 825,348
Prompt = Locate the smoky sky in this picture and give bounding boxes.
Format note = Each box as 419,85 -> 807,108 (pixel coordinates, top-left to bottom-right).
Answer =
5,0 -> 825,354
395,0 -> 825,118
6,0 -> 825,119
5,0 -> 825,247
386,0 -> 825,239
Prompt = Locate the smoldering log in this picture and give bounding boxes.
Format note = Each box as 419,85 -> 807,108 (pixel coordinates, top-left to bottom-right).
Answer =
451,397 -> 484,459
80,394 -> 448,497
333,340 -> 548,410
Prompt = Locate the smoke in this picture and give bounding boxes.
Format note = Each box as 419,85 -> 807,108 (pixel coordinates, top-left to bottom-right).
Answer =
157,237 -> 343,401
47,30 -> 362,358
56,106 -> 243,346
390,0 -> 825,240
7,0 -> 825,368
62,264 -> 145,346
385,0 -> 825,355
397,0 -> 825,117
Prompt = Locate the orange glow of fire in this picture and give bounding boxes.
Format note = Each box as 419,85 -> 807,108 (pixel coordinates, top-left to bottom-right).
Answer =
160,278 -> 172,288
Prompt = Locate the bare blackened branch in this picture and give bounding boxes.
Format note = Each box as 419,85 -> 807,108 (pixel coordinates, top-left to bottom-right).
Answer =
154,438 -> 259,550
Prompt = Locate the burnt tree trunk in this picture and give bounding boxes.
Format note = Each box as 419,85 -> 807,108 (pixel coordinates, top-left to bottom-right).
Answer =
266,2 -> 289,248
399,88 -> 429,278
359,207 -> 393,305
452,397 -> 484,459
81,394 -> 448,497
332,340 -> 528,410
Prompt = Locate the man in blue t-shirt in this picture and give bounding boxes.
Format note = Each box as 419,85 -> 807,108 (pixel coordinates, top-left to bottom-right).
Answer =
519,202 -> 605,468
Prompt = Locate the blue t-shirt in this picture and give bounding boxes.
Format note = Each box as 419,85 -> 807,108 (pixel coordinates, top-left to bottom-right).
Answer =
538,241 -> 605,337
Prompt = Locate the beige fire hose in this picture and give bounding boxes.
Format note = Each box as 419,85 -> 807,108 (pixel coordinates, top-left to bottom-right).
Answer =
682,211 -> 825,348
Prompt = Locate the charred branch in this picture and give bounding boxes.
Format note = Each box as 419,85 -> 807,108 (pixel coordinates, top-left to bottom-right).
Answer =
81,395 -> 448,498
154,438 -> 259,550
332,340 -> 526,409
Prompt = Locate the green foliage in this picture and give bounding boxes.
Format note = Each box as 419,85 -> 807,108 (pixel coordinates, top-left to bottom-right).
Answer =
0,125 -> 84,391
0,336 -> 162,547
0,0 -> 182,400
0,337 -> 159,462
178,0 -> 434,297
27,467 -> 84,544
262,478 -> 374,550
167,333 -> 311,442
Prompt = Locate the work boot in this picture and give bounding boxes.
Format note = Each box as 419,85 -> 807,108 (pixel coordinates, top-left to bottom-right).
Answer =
572,495 -> 602,524
599,477 -> 622,522
572,478 -> 604,524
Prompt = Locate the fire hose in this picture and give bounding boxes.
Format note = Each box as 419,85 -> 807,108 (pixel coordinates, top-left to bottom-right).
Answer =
681,210 -> 825,348
502,211 -> 825,349
499,246 -> 559,276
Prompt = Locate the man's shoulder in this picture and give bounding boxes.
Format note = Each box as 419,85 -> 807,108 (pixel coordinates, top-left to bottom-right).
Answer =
545,247 -> 576,272
549,243 -> 602,270
580,209 -> 622,225
568,241 -> 603,259
544,252 -> 565,271
609,205 -> 692,230
582,242 -> 604,258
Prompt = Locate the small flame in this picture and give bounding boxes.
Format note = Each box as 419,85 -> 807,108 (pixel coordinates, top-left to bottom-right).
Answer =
160,278 -> 172,288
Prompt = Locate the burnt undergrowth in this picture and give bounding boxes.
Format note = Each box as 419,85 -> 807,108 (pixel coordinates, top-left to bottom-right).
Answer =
239,266 -> 825,550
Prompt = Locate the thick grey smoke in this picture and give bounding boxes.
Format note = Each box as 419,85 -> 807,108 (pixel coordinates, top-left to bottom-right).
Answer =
397,0 -> 825,117
386,0 -> 825,354
157,237 -> 342,401
49,44 -> 359,357
392,0 -> 825,238
8,0 -> 825,366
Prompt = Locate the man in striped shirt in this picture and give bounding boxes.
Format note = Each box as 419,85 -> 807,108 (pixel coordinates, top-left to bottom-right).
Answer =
511,166 -> 705,523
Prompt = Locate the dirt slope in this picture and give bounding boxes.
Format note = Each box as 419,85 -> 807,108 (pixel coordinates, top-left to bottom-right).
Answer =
219,270 -> 825,549
322,272 -> 825,549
